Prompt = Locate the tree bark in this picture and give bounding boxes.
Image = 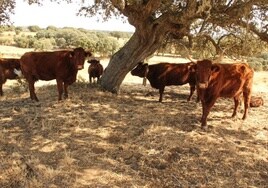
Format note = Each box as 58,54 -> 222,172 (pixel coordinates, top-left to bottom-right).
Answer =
99,24 -> 169,93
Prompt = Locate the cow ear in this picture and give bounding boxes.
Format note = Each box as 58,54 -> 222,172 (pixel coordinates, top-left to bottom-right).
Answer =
211,64 -> 220,72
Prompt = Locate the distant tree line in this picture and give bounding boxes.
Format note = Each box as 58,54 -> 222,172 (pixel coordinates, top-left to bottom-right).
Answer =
0,25 -> 267,71
0,25 -> 132,56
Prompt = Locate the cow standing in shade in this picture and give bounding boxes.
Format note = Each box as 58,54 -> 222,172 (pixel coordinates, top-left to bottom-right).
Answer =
20,47 -> 92,101
131,62 -> 197,102
192,59 -> 254,128
0,58 -> 22,96
88,59 -> 104,83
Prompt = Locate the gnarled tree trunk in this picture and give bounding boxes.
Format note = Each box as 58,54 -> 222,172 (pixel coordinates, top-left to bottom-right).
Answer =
99,24 -> 169,93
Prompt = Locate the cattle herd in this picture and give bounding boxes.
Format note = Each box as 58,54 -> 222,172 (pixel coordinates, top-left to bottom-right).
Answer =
0,47 -> 262,129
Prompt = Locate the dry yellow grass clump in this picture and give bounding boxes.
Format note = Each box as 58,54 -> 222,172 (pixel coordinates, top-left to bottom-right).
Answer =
0,53 -> 268,187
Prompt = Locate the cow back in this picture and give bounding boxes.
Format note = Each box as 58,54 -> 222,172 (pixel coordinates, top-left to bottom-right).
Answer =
147,62 -> 195,88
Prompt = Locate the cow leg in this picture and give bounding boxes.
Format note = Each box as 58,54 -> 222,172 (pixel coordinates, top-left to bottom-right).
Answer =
200,99 -> 216,128
159,87 -> 165,102
0,84 -> 3,96
231,96 -> 240,118
187,84 -> 195,101
242,89 -> 251,120
56,79 -> 64,101
27,77 -> 38,101
63,82 -> 69,99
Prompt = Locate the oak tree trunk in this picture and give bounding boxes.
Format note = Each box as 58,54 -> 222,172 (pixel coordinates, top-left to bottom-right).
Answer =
99,25 -> 169,93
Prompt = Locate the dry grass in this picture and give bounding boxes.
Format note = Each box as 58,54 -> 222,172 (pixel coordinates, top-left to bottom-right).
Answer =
0,55 -> 268,188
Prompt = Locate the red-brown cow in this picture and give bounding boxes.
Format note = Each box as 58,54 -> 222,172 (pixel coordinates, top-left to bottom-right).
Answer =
88,59 -> 104,83
192,59 -> 254,128
20,47 -> 92,101
131,62 -> 196,102
0,58 -> 22,96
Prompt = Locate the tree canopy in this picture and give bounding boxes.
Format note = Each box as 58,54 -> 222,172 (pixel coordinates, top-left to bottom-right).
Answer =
0,0 -> 15,24
79,0 -> 268,46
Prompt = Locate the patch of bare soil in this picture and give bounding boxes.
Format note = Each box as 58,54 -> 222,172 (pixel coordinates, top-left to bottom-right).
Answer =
0,72 -> 267,188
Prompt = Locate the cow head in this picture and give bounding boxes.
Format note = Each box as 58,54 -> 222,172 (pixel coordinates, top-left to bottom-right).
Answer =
131,62 -> 149,86
88,59 -> 100,65
6,60 -> 22,79
131,62 -> 149,78
70,47 -> 92,70
193,59 -> 220,89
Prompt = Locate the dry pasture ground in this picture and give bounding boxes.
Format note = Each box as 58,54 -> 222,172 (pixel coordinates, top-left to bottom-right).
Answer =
0,56 -> 268,188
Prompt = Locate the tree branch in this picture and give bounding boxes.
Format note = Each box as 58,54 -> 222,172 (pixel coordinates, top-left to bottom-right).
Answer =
237,20 -> 268,43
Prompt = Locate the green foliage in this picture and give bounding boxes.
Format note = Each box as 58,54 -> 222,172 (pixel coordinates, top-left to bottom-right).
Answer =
113,31 -> 132,39
247,54 -> 268,71
28,25 -> 41,32
0,25 -> 15,32
14,26 -> 25,35
46,26 -> 58,31
256,53 -> 268,60
14,35 -> 36,48
4,26 -> 128,56
33,38 -> 55,50
0,36 -> 13,45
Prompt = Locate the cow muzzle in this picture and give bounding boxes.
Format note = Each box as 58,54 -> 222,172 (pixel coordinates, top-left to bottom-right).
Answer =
198,82 -> 208,89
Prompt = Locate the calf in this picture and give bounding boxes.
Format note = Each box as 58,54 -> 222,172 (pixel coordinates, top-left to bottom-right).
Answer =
131,62 -> 196,102
20,47 -> 92,101
88,59 -> 104,83
0,58 -> 22,96
192,59 -> 254,128
250,96 -> 264,107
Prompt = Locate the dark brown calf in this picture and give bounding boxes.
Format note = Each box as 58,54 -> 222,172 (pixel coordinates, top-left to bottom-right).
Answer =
88,59 -> 104,83
131,62 -> 196,102
0,58 -> 22,96
20,47 -> 92,101
192,59 -> 254,128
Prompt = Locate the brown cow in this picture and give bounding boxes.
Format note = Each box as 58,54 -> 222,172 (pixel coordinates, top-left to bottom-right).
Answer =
87,59 -> 104,83
131,62 -> 196,102
20,47 -> 92,101
192,59 -> 254,128
0,58 -> 22,96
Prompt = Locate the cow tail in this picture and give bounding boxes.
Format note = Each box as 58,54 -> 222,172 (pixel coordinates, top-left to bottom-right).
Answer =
143,65 -> 149,86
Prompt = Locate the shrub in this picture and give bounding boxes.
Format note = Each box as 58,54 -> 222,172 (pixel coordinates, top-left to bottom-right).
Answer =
256,53 -> 268,60
247,58 -> 263,71
0,37 -> 13,45
28,25 -> 41,32
33,38 -> 55,50
14,35 -> 36,48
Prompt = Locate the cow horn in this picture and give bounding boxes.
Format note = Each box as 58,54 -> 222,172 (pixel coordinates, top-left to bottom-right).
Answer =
143,64 -> 149,86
